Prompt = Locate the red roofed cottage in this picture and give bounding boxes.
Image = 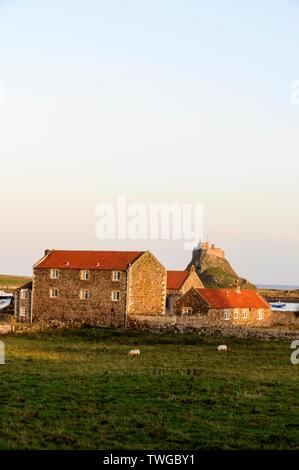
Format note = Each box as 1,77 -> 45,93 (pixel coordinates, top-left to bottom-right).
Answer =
174,283 -> 273,327
29,249 -> 166,327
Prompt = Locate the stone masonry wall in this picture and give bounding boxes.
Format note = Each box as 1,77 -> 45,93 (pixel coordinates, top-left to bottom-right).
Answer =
272,310 -> 299,326
127,314 -> 299,342
14,289 -> 32,323
181,270 -> 204,293
127,251 -> 167,316
32,268 -> 127,327
174,287 -> 208,315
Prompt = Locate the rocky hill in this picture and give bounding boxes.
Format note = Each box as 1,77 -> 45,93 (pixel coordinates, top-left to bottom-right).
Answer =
186,242 -> 255,289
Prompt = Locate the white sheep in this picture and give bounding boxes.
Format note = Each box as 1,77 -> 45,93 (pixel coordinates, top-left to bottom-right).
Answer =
217,345 -> 227,351
128,349 -> 140,356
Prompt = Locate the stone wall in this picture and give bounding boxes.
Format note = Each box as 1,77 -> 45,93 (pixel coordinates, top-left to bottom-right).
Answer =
127,251 -> 167,316
32,268 -> 127,327
181,269 -> 204,293
127,314 -> 299,342
0,324 -> 13,334
15,289 -> 31,323
272,310 -> 299,327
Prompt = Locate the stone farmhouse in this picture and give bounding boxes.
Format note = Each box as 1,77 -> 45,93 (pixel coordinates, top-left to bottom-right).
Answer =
14,248 -> 274,329
22,249 -> 166,327
174,284 -> 273,327
166,266 -> 204,315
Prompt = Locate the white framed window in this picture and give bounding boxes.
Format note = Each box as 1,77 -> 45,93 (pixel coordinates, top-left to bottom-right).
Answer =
21,289 -> 28,300
258,309 -> 263,320
242,309 -> 247,319
81,270 -> 89,280
112,271 -> 121,281
21,307 -> 27,317
50,288 -> 58,298
234,309 -> 238,319
182,308 -> 192,315
51,269 -> 59,279
112,291 -> 120,302
224,310 -> 230,320
80,290 -> 89,300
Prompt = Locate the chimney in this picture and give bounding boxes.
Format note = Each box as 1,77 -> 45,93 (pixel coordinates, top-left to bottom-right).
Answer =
234,279 -> 241,293
44,249 -> 52,257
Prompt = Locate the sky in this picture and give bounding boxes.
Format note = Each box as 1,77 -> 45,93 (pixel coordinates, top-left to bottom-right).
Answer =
0,0 -> 299,285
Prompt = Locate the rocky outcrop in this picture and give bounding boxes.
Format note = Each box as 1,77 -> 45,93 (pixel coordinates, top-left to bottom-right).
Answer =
186,242 -> 254,289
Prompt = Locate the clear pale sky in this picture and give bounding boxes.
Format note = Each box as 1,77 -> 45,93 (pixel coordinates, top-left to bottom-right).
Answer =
0,0 -> 298,285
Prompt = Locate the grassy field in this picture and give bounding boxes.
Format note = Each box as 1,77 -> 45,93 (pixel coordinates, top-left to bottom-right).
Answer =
0,327 -> 298,450
200,267 -> 254,289
0,274 -> 31,292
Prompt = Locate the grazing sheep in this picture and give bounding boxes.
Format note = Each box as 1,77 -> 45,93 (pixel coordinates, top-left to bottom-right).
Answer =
217,345 -> 227,351
128,349 -> 140,356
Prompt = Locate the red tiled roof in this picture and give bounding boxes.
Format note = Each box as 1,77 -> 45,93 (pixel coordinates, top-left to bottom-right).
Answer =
35,250 -> 144,270
167,271 -> 189,290
196,288 -> 270,309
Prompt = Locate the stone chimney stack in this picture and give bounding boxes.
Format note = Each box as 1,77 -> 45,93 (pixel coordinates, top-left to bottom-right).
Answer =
234,279 -> 241,293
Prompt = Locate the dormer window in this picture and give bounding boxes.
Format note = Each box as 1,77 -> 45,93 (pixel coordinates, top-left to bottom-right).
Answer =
81,270 -> 89,280
112,271 -> 121,281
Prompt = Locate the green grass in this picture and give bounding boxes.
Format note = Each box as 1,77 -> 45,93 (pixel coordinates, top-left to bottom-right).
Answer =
0,327 -> 298,450
0,274 -> 31,292
200,267 -> 254,289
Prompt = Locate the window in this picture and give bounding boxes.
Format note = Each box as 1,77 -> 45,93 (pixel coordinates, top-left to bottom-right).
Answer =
51,269 -> 59,279
21,307 -> 27,317
224,310 -> 230,320
21,289 -> 28,300
112,271 -> 121,281
258,309 -> 263,320
81,270 -> 89,280
182,308 -> 192,315
112,291 -> 120,302
242,309 -> 247,319
50,288 -> 58,298
80,290 -> 89,300
234,309 -> 238,319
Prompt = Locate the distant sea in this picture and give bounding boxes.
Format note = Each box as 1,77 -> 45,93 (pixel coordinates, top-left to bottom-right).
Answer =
256,284 -> 299,290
